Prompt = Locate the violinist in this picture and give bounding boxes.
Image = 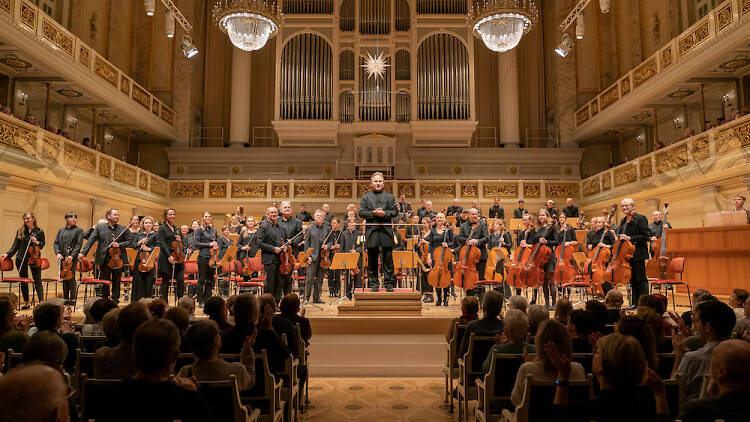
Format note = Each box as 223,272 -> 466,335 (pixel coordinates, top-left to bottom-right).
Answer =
233,205 -> 247,225
193,211 -> 218,307
157,208 -> 186,302
257,206 -> 286,302
127,215 -> 140,236
302,210 -> 330,304
185,219 -> 200,254
295,204 -> 312,223
1,211 -> 45,308
398,194 -> 413,218
446,198 -> 462,217
279,201 -> 303,296
616,198 -> 651,309
533,209 -> 559,309
229,214 -> 242,235
513,199 -> 529,219
416,216 -> 435,303
340,217 -> 363,299
456,208 -> 489,297
53,212 -> 83,306
421,213 -> 454,306
345,203 -> 358,224
79,209 -> 131,303
322,203 -> 335,226
471,200 -> 482,216
217,226 -> 235,260
327,218 -> 343,297
131,216 -> 158,302
648,210 -> 672,241
237,218 -> 259,262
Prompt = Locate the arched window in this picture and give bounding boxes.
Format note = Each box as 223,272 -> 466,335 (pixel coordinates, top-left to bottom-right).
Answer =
395,50 -> 410,80
280,33 -> 333,119
395,0 -> 410,31
339,50 -> 354,81
360,0 -> 390,35
417,33 -> 469,119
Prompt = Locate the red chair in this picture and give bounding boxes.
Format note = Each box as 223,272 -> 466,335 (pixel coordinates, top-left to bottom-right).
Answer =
649,257 -> 690,311
0,256 -> 38,308
561,276 -> 592,306
235,258 -> 265,294
39,258 -> 61,301
76,259 -> 110,307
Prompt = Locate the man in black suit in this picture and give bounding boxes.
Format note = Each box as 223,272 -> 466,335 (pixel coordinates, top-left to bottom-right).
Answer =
545,200 -> 558,219
649,210 -> 672,240
279,201 -> 303,296
79,209 -> 131,303
616,198 -> 651,309
257,207 -> 286,302
456,208 -> 489,297
446,199 -> 463,217
359,172 -> 398,291
488,197 -> 504,220
562,198 -> 579,218
513,200 -> 528,219
303,210 -> 331,304
295,204 -> 312,223
397,194 -> 412,218
340,217 -> 363,298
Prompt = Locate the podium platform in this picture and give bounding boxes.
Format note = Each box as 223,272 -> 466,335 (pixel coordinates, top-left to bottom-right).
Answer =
337,291 -> 423,316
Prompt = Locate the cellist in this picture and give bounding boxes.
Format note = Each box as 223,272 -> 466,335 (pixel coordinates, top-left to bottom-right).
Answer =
421,213 -> 455,306
456,208 -> 489,298
616,198 -> 651,309
533,209 -> 558,309
513,214 -> 536,295
553,214 -> 579,297
488,220 -> 512,297
586,217 -> 616,292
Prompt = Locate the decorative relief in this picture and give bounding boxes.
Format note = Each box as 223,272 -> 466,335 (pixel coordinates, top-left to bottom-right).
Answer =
576,108 -> 590,126
656,144 -> 689,173
620,77 -> 631,96
600,86 -> 619,110
614,164 -> 637,186
716,119 -> 750,153
661,47 -> 673,68
639,159 -> 653,179
483,182 -> 518,198
545,183 -> 578,198
209,182 -> 227,198
743,0 -> 750,15
582,179 -> 600,197
78,46 -> 90,67
397,183 -> 415,199
271,183 -> 289,198
39,136 -> 60,163
692,137 -> 710,160
98,157 -> 111,178
63,143 -> 95,173
171,182 -> 204,198
131,85 -> 150,109
41,18 -> 73,56
357,182 -> 393,197
138,172 -> 148,190
678,20 -> 710,56
460,183 -> 478,198
150,177 -> 167,196
420,183 -> 456,198
523,183 -> 541,198
151,98 -> 160,116
602,174 -> 612,191
93,56 -> 118,87
231,182 -> 265,198
590,100 -> 599,116
294,183 -> 330,198
113,163 -> 137,186
120,76 -> 130,95
633,57 -> 658,88
0,116 -> 36,151
715,3 -> 733,31
160,107 -> 174,126
334,183 -> 353,198
0,0 -> 10,14
20,1 -> 36,30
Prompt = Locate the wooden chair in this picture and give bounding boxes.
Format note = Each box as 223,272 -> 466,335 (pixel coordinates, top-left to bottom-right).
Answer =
475,353 -> 526,422
174,352 -> 197,375
456,334 -> 496,422
656,353 -> 676,379
240,351 -> 285,422
79,374 -> 120,422
649,257 -> 691,311
38,258 -> 62,301
76,259 -> 109,308
3,349 -> 24,373
571,353 -> 594,375
501,374 -> 593,422
235,258 -> 265,295
72,348 -> 96,393
292,323 -> 311,412
80,335 -> 106,352
442,323 -> 468,413
663,374 -> 683,420
279,333 -> 300,422
198,374 -> 261,422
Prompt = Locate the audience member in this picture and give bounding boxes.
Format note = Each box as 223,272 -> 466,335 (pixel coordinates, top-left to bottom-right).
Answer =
22,331 -> 67,374
82,298 -> 117,336
459,291 -> 504,358
177,295 -> 197,323
148,298 -> 168,319
508,295 -> 528,313
604,289 -> 624,324
446,296 -> 479,343
259,294 -> 299,357
94,302 -> 150,379
554,297 -> 573,326
732,293 -> 750,339
32,303 -> 78,372
568,310 -> 596,353
0,364 -> 70,422
165,307 -> 190,351
728,288 -> 748,321
279,293 -> 312,345
482,309 -> 535,373
585,300 -> 608,333
637,307 -> 672,353
528,304 -> 549,338
204,296 -> 233,335
616,315 -> 658,370
0,297 -> 29,353
97,308 -> 121,349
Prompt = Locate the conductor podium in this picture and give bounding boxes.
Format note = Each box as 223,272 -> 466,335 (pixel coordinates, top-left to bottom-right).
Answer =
337,291 -> 423,316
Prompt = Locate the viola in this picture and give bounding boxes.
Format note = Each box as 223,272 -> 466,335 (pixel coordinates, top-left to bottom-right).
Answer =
552,227 -> 577,284
60,256 -> 73,279
519,227 -> 552,288
108,246 -> 123,269
646,203 -> 670,280
604,221 -> 635,285
208,234 -> 219,267
171,234 -> 185,264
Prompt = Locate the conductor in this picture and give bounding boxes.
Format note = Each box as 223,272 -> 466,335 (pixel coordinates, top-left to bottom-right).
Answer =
359,172 -> 399,291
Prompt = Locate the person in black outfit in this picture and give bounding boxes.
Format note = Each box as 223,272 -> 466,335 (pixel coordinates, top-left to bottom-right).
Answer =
648,210 -> 672,240
326,218 -> 343,297
53,212 -> 83,306
512,214 -> 536,296
545,200 -> 558,220
340,218 -> 363,298
295,204 -> 312,223
421,213 -> 454,306
561,198 -> 579,218
131,217 -> 158,302
617,198 -> 651,309
567,309 -> 596,353
279,201 -> 304,296
533,209 -> 559,309
157,208 -> 186,302
257,207 -> 287,302
359,172 -> 399,291
79,209 -> 131,303
397,194 -> 413,218
446,198 -> 463,217
513,199 -> 528,219
193,211 -> 219,307
322,203 -> 335,226
488,219 -> 513,297
1,211 -> 46,308
456,208 -> 489,298
488,198 -> 505,220
586,217 -> 616,294
303,210 -> 331,303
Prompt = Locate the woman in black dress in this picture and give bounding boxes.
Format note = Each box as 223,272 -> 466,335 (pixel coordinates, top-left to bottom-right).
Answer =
421,213 -> 454,306
1,211 -> 45,308
131,216 -> 158,301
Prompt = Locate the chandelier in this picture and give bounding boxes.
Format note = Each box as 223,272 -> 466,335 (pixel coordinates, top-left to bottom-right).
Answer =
468,0 -> 539,53
213,0 -> 284,52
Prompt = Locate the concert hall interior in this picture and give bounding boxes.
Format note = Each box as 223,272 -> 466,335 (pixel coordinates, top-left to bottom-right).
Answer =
1,0 -> 750,421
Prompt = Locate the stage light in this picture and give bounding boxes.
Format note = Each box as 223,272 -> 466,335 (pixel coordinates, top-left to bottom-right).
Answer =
181,35 -> 199,58
599,0 -> 610,13
166,13 -> 175,38
575,13 -> 584,39
144,0 -> 155,16
555,33 -> 573,57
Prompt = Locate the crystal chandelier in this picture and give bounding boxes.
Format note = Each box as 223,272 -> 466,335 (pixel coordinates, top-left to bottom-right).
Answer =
468,0 -> 539,53
213,0 -> 284,52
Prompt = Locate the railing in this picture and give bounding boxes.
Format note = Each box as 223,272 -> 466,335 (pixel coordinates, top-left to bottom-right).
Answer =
525,127 -> 559,148
252,127 -> 279,147
575,0 -> 750,129
190,127 -> 224,147
472,127 -> 497,147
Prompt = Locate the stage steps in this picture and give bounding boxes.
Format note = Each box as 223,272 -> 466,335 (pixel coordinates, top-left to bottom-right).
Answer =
336,291 -> 423,316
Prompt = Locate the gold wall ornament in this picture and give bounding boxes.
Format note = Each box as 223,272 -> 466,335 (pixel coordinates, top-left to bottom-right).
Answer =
655,144 -> 689,173
715,3 -> 734,31
171,182 -> 205,198
633,57 -> 658,88
209,182 -> 227,198
614,164 -> 637,186
160,107 -> 174,126
231,182 -> 266,198
397,183 -> 415,199
41,18 -> 73,56
600,85 -> 619,110
131,85 -> 150,110
271,183 -> 289,198
150,177 -> 167,196
523,183 -> 541,198
590,100 -> 599,116
120,76 -> 130,95
357,182 -> 393,197
0,115 -> 36,151
19,1 -> 36,30
93,56 -> 118,87
63,143 -> 95,173
151,98 -> 160,116
678,20 -> 710,56
78,45 -> 90,67
483,182 -> 518,198
113,162 -> 137,186
420,183 -> 456,198
717,118 -> 750,153
602,174 -> 612,191
294,183 -> 330,198
661,46 -> 673,68
0,0 -> 11,14
692,137 -> 710,160
576,108 -> 590,126
40,135 -> 60,163
639,158 -> 653,179
138,172 -> 148,190
545,182 -> 578,198
99,157 -> 112,178
582,178 -> 600,197
743,0 -> 750,15
334,183 -> 353,198
460,183 -> 478,198
620,77 -> 631,96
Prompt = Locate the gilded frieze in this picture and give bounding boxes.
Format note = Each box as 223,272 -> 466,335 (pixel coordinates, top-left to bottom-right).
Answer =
602,174 -> 612,191
523,183 -> 541,198
209,182 -> 227,198
231,182 -> 265,198
600,86 -> 619,110
613,164 -> 637,186
120,76 -> 130,95
590,100 -> 599,116
99,157 -> 111,178
63,143 -> 95,173
0,115 -> 36,151
460,183 -> 478,198
78,46 -> 90,67
483,182 -> 518,198
20,1 -> 35,30
743,0 -> 750,15
93,56 -> 118,87
633,57 -> 657,88
716,119 -> 750,153
0,0 -> 10,14
40,136 -> 60,163
576,108 -> 589,126
620,77 -> 631,96
639,159 -> 653,179
113,163 -> 137,186
691,137 -> 710,160
420,183 -> 456,198
271,183 -> 289,198
357,182 -> 392,197
334,183 -> 353,198
41,18 -> 73,56
138,172 -> 148,190
397,183 -> 415,199
656,145 -> 689,173
661,47 -> 673,68
545,183 -> 578,198
150,177 -> 167,196
294,183 -> 330,198
582,179 -> 600,197
160,107 -> 174,126
151,98 -> 160,116
131,85 -> 150,110
171,182 -> 205,198
678,20 -> 710,56
716,3 -> 733,31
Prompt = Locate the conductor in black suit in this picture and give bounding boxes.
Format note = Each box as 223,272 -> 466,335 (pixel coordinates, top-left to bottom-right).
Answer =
616,198 -> 651,309
359,172 -> 399,291
79,209 -> 131,303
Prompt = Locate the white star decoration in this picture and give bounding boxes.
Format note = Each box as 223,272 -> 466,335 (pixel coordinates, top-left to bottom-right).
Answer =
362,51 -> 389,81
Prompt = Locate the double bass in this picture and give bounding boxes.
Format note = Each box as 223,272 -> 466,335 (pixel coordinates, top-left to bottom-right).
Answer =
427,230 -> 453,289
604,220 -> 635,285
646,203 -> 670,280
453,224 -> 481,290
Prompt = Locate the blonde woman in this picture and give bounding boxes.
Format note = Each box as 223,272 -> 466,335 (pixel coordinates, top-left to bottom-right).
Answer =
131,216 -> 158,302
533,209 -> 558,309
1,212 -> 45,308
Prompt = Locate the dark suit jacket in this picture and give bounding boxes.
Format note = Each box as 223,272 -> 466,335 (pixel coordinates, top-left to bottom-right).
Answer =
513,208 -> 528,218
156,223 -> 185,273
359,190 -> 398,248
617,214 -> 651,261
562,205 -> 579,218
256,220 -> 284,265
488,205 -> 504,220
456,220 -> 490,260
80,223 -> 131,266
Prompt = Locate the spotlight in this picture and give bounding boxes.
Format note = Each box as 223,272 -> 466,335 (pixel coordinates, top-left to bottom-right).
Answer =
575,13 -> 585,40
144,0 -> 155,16
181,35 -> 198,59
555,33 -> 573,57
165,13 -> 175,38
599,0 -> 610,13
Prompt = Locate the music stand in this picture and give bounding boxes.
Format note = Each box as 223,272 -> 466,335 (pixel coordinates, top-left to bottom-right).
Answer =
187,250 -> 199,261
229,233 -> 239,244
218,246 -> 238,296
393,250 -> 429,309
566,218 -> 580,228
509,218 -> 524,230
295,248 -> 313,268
126,249 -> 138,270
329,252 -> 360,307
143,247 -> 160,271
446,215 -> 456,226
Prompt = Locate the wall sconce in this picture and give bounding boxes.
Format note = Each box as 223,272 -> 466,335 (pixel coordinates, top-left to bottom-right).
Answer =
672,117 -> 681,128
17,91 -> 28,106
104,132 -> 114,143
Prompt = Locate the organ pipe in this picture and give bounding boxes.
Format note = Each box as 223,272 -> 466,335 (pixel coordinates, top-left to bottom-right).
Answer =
360,0 -> 390,35
395,50 -> 410,80
416,0 -> 466,14
340,91 -> 354,122
395,0 -> 410,31
280,33 -> 332,120
359,55 -> 391,121
417,33 -> 469,120
283,0 -> 332,14
340,0 -> 355,31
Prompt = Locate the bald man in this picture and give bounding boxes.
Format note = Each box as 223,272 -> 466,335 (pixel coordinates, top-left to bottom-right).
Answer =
0,364 -> 69,422
680,339 -> 750,422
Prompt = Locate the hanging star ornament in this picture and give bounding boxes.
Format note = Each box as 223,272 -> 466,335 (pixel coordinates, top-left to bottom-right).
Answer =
362,51 -> 390,81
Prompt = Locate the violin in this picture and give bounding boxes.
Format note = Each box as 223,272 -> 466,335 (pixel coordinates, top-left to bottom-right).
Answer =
108,246 -> 124,269
208,233 -> 219,267
280,245 -> 296,275
552,226 -> 577,284
241,231 -> 258,276
61,256 -> 73,279
519,226 -> 552,288
604,220 -> 635,285
646,203 -> 670,280
319,229 -> 337,270
137,234 -> 152,272
453,224 -> 481,290
27,242 -> 42,267
419,234 -> 431,272
171,233 -> 185,264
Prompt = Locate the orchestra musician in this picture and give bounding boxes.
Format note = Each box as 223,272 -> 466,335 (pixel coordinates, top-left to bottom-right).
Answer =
513,199 -> 529,219
237,217 -> 259,262
488,219 -> 512,297
416,216 -> 435,303
732,195 -> 750,223
455,208 -> 469,227
514,214 -> 536,295
616,198 -> 651,309
586,216 -> 616,293
421,212 -> 454,306
233,206 -> 247,226
296,204 -> 312,223
359,172 -> 399,291
340,217 -> 363,299
488,198 -> 505,220
562,198 -> 579,218
397,194 -> 413,218
533,209 -> 558,309
193,211 -> 219,307
79,209 -> 131,304
131,216 -> 158,302
1,212 -> 46,308
418,200 -> 437,222
303,209 -> 330,304
446,199 -> 463,217
456,208 -> 489,297
229,215 -> 242,235
649,210 -> 672,241
279,201 -> 303,296
157,208 -> 187,302
545,200 -> 558,220
127,215 -> 140,236
471,200 -> 482,216
327,218 -> 343,297
53,212 -> 83,306
322,203 -> 334,226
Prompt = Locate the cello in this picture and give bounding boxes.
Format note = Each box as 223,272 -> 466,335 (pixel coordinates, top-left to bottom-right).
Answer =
552,224 -> 577,284
453,224 -> 481,290
604,220 -> 635,285
646,203 -> 670,280
519,226 -> 552,288
427,229 -> 453,289
582,219 -> 613,286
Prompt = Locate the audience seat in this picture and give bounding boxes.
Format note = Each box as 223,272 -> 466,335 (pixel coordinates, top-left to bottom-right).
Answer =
240,351 -> 285,422
656,353 -> 676,379
648,257 -> 691,311
475,353 -> 526,422
80,374 -> 120,422
73,348 -> 96,393
198,375 -> 260,422
3,349 -> 23,373
571,353 -> 594,375
278,334 -> 300,422
80,336 -> 107,353
662,375 -> 683,420
501,374 -> 593,422
442,322 -> 468,413
457,334 -> 496,422
292,323 -> 311,411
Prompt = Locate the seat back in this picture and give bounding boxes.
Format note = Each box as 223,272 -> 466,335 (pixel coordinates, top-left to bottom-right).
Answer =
465,334 -> 497,374
77,258 -> 93,273
4,349 -> 23,373
198,375 -> 244,422
519,375 -> 592,422
571,353 -> 594,374
0,256 -> 13,273
447,323 -> 467,367
185,261 -> 199,275
292,324 -> 307,365
668,257 -> 684,275
40,257 -> 51,271
663,375 -> 682,420
488,353 -> 526,400
174,353 -> 197,374
656,353 -> 676,379
81,336 -> 106,352
241,351 -> 279,416
80,374 -> 121,422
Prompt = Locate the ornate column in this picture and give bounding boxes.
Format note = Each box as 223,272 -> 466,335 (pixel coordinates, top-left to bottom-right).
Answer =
229,48 -> 252,147
498,49 -> 520,148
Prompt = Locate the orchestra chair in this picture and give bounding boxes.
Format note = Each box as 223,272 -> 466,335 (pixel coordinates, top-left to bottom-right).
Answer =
457,334 -> 496,422
184,260 -> 199,293
79,374 -> 121,422
240,351 -> 285,422
0,256 -> 37,308
80,336 -> 106,353
501,374 -> 593,422
235,258 -> 265,295
75,259 -> 110,309
656,353 -> 676,379
475,353 -> 527,422
39,258 -> 61,301
3,349 -> 24,373
279,333 -> 300,422
222,260 -> 244,296
442,323 -> 468,413
197,375 -> 261,422
648,257 -> 691,311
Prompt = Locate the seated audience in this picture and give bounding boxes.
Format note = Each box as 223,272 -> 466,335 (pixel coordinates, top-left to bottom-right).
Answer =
637,307 -> 672,353
728,288 -> 748,321
177,295 -> 197,323
568,309 -> 596,353
279,293 -> 312,345
554,297 -> 573,325
259,294 -> 299,355
528,304 -> 549,338
446,295 -> 479,343
459,291 -> 504,358
604,289 -> 624,324
148,298 -> 168,319
0,364 -> 70,422
165,306 -> 190,351
94,302 -> 150,379
679,339 -> 750,422
22,331 -> 67,374
82,298 -> 117,336
204,296 -> 234,335
0,297 -> 29,353
32,303 -> 78,372
179,320 -> 255,390
114,319 -> 210,421
616,315 -> 658,370
585,300 -> 608,333
732,292 -> 750,339
508,295 -> 528,313
95,308 -> 121,349
482,309 -> 535,373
